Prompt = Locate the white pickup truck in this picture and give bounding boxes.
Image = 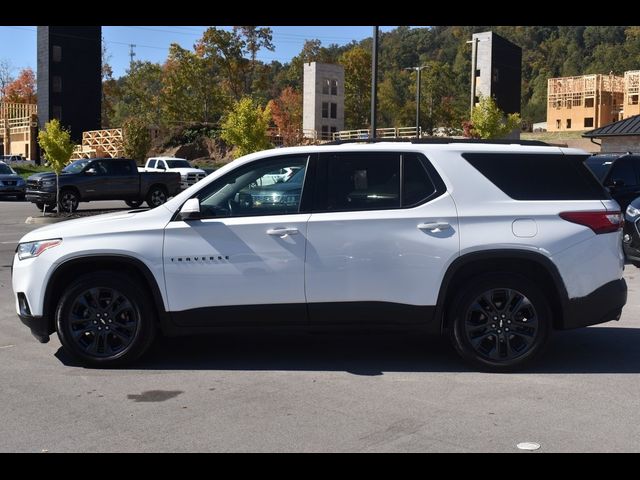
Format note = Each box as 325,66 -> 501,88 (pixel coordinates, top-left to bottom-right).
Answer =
139,157 -> 206,190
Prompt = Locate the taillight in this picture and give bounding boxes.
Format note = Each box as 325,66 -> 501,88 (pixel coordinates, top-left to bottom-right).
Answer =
559,211 -> 623,234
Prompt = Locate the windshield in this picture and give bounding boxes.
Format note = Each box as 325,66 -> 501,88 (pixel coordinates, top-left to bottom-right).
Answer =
584,156 -> 615,181
63,159 -> 91,174
166,160 -> 191,168
0,164 -> 15,175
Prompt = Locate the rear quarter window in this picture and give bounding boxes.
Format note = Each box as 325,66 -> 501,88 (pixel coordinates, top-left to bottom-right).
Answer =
462,153 -> 610,200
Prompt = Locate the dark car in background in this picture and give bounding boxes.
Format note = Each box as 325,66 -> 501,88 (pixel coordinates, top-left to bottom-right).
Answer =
0,162 -> 26,199
585,152 -> 640,267
26,158 -> 181,212
584,153 -> 640,212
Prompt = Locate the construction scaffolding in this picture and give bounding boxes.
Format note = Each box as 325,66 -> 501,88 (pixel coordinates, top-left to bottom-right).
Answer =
0,103 -> 38,160
547,74 -> 624,132
625,70 -> 640,118
71,128 -> 124,159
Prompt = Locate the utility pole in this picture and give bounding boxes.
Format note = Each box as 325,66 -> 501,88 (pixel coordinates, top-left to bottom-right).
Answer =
405,66 -> 428,137
129,44 -> 136,67
371,26 -> 379,139
466,37 -> 479,116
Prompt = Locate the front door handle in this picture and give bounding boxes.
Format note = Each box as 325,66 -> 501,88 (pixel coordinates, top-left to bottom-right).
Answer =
266,227 -> 299,237
417,222 -> 451,232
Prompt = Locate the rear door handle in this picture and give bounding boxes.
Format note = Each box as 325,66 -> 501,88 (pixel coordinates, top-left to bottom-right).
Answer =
266,227 -> 299,237
417,222 -> 451,232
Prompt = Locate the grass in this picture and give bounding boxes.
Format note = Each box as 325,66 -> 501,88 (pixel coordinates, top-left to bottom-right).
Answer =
521,130 -> 588,141
11,163 -> 53,179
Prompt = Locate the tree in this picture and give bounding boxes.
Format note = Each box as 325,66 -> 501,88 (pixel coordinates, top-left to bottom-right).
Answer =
0,59 -> 14,101
122,117 -> 151,163
339,46 -> 371,129
4,67 -> 36,104
220,97 -> 272,158
267,87 -> 303,147
468,95 -> 521,139
162,43 -> 226,125
110,61 -> 163,128
37,119 -> 75,213
233,26 -> 275,91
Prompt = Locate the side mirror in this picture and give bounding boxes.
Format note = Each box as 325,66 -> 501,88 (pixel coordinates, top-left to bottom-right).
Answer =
178,197 -> 202,220
85,168 -> 96,175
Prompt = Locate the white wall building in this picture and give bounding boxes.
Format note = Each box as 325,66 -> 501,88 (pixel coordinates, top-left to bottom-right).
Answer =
303,62 -> 345,140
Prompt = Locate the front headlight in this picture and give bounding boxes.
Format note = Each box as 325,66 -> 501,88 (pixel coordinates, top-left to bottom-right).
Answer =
626,205 -> 640,218
41,179 -> 56,188
17,239 -> 62,260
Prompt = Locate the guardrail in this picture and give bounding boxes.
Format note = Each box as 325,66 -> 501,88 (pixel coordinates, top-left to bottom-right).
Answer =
332,126 -> 420,141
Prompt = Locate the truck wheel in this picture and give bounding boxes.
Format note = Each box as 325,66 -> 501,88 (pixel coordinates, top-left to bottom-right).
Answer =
35,202 -> 45,210
125,200 -> 143,208
55,272 -> 157,367
448,273 -> 551,372
58,189 -> 79,213
146,186 -> 167,208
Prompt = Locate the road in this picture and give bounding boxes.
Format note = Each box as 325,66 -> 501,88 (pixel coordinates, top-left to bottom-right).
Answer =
1,198 -> 639,452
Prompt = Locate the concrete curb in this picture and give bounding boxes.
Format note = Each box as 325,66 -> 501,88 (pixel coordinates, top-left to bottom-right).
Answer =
25,216 -> 68,225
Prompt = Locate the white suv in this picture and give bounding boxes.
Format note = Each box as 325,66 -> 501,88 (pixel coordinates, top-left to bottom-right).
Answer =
12,140 -> 627,371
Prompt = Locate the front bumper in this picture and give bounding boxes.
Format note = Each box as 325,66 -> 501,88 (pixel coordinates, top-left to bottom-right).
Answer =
0,185 -> 25,195
18,313 -> 51,343
25,190 -> 56,204
562,278 -> 627,329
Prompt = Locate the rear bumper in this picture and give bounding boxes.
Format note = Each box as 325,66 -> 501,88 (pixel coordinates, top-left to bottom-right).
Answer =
561,279 -> 627,329
18,313 -> 51,343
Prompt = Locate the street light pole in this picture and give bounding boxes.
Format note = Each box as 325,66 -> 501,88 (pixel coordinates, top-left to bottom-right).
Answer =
371,26 -> 379,139
405,66 -> 428,137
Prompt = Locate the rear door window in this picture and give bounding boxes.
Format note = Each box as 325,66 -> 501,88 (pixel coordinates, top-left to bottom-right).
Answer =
462,153 -> 609,200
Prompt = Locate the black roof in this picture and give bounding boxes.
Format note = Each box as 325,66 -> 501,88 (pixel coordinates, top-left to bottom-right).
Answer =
583,114 -> 640,138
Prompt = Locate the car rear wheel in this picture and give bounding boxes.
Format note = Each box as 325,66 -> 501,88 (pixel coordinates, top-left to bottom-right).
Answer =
449,273 -> 551,372
146,186 -> 167,208
125,200 -> 144,208
55,272 -> 156,367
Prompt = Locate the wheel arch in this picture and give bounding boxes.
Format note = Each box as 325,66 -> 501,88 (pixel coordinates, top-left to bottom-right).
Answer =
436,250 -> 569,332
44,255 -> 169,334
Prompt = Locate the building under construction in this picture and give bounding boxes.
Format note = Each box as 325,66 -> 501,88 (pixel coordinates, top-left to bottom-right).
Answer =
625,70 -> 640,119
547,74 -> 624,132
0,103 -> 38,160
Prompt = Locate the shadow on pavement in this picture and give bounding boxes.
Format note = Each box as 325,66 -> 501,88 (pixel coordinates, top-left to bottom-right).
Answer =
54,326 -> 640,375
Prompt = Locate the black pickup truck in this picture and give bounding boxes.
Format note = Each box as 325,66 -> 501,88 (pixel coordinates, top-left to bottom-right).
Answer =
26,157 -> 181,212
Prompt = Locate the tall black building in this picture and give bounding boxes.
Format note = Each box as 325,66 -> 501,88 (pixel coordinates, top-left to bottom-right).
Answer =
37,26 -> 102,143
471,31 -> 522,115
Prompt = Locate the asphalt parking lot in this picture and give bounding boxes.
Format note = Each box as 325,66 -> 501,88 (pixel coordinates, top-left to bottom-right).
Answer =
1,197 -> 639,452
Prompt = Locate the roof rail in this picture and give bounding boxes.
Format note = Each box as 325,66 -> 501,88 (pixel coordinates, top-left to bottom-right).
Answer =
321,137 -> 550,147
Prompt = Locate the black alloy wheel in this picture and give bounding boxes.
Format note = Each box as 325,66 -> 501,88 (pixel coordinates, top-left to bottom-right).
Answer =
56,272 -> 156,367
146,187 -> 167,208
450,273 -> 550,372
58,190 -> 79,213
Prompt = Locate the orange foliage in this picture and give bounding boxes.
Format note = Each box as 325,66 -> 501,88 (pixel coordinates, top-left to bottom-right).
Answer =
4,68 -> 36,104
268,87 -> 303,147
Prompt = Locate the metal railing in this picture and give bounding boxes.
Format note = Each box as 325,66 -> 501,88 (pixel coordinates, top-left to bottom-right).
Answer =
332,126 -> 420,141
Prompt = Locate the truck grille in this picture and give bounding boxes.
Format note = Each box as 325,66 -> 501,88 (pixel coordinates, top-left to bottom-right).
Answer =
27,179 -> 41,190
182,173 -> 206,188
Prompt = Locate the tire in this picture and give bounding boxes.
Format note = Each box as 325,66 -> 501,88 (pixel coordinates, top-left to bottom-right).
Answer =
146,186 -> 168,208
35,202 -> 45,210
125,200 -> 144,208
55,271 -> 157,367
448,273 -> 551,372
58,189 -> 79,213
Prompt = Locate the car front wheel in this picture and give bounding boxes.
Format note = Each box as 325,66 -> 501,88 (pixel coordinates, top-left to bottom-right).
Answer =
55,272 -> 156,367
449,273 -> 551,372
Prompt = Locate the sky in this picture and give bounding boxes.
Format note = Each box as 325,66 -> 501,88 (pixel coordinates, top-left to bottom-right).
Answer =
0,26 -> 400,79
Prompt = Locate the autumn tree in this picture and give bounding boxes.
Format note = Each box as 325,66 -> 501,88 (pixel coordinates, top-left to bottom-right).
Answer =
468,95 -> 521,139
4,67 -> 36,104
339,46 -> 371,129
233,26 -> 274,91
221,97 -> 272,158
268,87 -> 303,146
